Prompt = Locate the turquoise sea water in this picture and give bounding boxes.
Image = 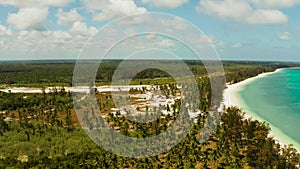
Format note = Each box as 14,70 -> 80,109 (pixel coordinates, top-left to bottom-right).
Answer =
237,68 -> 300,146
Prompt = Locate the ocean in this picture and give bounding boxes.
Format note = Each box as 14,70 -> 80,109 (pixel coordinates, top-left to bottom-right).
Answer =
236,68 -> 300,149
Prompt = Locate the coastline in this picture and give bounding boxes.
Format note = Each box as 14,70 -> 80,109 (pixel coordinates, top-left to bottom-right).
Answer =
222,68 -> 300,152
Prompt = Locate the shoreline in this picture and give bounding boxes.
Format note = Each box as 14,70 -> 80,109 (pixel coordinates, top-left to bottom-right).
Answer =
0,85 -> 153,94
222,68 -> 300,152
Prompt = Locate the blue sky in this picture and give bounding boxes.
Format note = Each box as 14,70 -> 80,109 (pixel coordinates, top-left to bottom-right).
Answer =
0,0 -> 299,61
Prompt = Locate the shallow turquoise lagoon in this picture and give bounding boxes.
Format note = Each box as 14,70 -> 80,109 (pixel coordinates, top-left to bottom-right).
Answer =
237,68 -> 300,145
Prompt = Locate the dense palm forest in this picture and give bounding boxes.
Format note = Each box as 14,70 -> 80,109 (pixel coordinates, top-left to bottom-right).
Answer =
0,60 -> 294,86
0,60 -> 300,168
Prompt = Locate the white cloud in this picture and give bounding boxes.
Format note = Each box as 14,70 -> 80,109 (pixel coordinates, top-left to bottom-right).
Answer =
7,8 -> 49,30
14,30 -> 72,46
251,0 -> 300,9
82,0 -> 147,21
196,0 -> 251,20
56,8 -> 83,25
209,36 -> 225,49
0,29 -> 92,59
146,33 -> 157,40
159,39 -> 176,47
0,7 -> 126,60
51,31 -> 72,44
18,30 -> 29,37
1,0 -> 75,30
141,0 -> 189,9
159,17 -> 188,30
0,24 -> 12,36
277,32 -> 291,40
246,9 -> 288,25
232,42 -> 242,48
80,0 -> 109,11
196,0 -> 289,25
69,21 -> 97,36
0,25 -> 12,50
0,0 -> 74,8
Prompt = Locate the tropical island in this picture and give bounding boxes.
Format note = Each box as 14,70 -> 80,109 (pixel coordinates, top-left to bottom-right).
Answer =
0,60 -> 300,168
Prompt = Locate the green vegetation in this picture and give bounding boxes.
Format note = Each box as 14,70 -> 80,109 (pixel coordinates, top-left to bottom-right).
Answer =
1,60 -> 298,86
0,92 -> 299,168
0,61 -> 75,87
0,60 -> 300,168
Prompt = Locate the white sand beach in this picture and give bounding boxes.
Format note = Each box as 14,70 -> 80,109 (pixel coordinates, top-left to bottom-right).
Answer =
222,68 -> 300,152
222,70 -> 281,118
0,85 -> 153,94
